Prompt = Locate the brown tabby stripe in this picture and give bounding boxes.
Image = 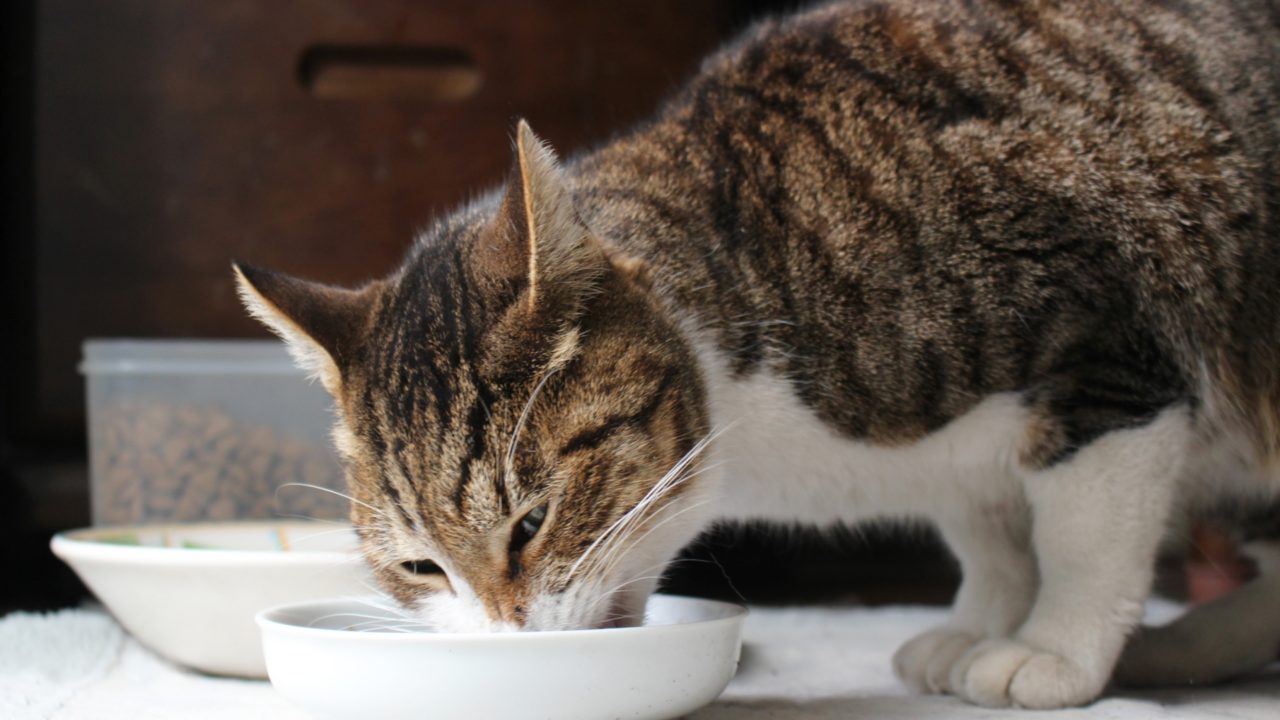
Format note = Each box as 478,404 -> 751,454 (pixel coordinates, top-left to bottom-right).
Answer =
558,366 -> 678,456
306,0 -> 1280,608
564,0 -> 1278,460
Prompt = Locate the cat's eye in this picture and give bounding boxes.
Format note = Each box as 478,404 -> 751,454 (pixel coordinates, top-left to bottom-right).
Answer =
398,559 -> 443,576
509,504 -> 548,555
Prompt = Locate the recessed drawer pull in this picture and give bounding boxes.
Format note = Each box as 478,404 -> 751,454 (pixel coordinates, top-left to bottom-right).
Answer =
298,45 -> 481,102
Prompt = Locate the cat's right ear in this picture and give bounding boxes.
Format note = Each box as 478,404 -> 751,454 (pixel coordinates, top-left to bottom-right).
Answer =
232,262 -> 379,395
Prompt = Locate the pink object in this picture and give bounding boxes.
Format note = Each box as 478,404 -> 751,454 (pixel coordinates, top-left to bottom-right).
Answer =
1185,523 -> 1253,605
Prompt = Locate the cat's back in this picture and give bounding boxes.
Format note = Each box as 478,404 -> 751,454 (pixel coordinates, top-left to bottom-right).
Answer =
577,0 -> 1280,454
666,0 -> 1280,274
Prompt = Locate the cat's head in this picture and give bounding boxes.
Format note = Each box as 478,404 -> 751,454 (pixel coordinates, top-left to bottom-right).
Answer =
235,122 -> 714,631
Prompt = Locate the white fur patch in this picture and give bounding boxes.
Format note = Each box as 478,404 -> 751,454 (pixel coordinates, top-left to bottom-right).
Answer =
692,339 -> 1031,527
685,333 -> 1280,707
416,577 -> 514,633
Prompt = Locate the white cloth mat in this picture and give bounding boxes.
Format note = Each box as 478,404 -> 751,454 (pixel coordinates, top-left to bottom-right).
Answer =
3,603 -> 1276,719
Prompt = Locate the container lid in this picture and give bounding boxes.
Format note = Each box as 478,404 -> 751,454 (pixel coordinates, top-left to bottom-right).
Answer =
80,339 -> 304,376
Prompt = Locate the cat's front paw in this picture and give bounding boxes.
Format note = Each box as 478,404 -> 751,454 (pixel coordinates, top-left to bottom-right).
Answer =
892,627 -> 981,694
949,638 -> 1105,709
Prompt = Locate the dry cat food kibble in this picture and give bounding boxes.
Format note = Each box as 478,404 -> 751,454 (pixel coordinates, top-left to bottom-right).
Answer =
93,402 -> 346,524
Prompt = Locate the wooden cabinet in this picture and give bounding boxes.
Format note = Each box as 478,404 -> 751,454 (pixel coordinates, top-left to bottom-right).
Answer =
30,0 -> 752,438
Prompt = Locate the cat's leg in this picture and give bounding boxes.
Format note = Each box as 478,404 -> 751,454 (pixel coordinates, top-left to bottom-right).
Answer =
949,408 -> 1190,709
1115,540 -> 1280,686
893,512 -> 1037,694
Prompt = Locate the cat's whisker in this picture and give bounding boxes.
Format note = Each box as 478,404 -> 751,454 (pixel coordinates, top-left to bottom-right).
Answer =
353,597 -> 412,617
578,450 -> 725,580
600,492 -> 715,569
277,482 -> 390,520
355,579 -> 396,597
582,557 -> 680,618
504,366 -> 562,479
570,438 -> 718,582
591,498 -> 715,585
313,592 -> 437,633
285,526 -> 363,545
348,585 -> 422,620
353,586 -> 415,608
355,617 -> 435,632
596,573 -> 668,600
339,617 -> 429,631
728,318 -> 797,328
353,620 -> 432,630
565,440 -> 705,581
567,427 -> 727,582
584,580 -> 667,625
305,610 -> 422,628
271,513 -> 351,527
331,553 -> 375,568
579,464 -> 721,582
588,557 -> 674,600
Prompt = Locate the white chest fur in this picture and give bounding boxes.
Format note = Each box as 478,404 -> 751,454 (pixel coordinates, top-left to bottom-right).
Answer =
695,344 -> 1034,527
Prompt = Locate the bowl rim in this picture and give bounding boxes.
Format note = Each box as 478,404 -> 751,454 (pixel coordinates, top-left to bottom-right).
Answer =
256,593 -> 748,644
50,519 -> 360,567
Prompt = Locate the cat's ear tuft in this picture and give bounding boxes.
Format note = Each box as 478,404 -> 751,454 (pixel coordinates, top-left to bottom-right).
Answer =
232,262 -> 378,394
484,120 -> 607,317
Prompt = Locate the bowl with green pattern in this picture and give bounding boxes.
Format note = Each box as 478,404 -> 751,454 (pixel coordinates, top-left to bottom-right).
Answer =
51,520 -> 367,678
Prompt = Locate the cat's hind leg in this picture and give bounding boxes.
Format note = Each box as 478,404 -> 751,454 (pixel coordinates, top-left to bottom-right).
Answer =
949,407 -> 1192,709
893,512 -> 1037,694
1115,540 -> 1280,686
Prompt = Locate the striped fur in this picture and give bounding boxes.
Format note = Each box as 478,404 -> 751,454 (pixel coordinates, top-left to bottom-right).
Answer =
237,0 -> 1280,708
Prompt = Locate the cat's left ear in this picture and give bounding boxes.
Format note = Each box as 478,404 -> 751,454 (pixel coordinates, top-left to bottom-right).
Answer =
232,262 -> 380,395
480,120 -> 608,318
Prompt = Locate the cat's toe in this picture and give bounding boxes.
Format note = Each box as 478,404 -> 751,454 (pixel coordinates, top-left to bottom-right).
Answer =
893,628 -> 980,694
949,638 -> 1033,707
950,639 -> 1104,709
1007,651 -> 1103,709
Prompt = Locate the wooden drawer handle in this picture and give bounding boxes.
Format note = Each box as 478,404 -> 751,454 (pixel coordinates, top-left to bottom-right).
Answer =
298,45 -> 481,102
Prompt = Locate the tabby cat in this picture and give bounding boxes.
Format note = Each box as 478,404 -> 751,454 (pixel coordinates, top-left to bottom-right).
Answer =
235,0 -> 1280,708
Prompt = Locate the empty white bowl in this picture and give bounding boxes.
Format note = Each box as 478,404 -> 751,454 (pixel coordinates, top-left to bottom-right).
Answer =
51,520 -> 369,678
258,594 -> 747,720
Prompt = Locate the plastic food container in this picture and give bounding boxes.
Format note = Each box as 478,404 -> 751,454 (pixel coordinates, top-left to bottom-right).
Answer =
80,339 -> 347,525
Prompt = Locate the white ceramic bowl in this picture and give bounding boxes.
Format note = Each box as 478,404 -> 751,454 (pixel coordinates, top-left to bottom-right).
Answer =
258,594 -> 746,720
51,520 -> 369,678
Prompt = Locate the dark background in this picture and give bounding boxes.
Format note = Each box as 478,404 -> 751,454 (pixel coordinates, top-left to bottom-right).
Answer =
2,0 -> 956,615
